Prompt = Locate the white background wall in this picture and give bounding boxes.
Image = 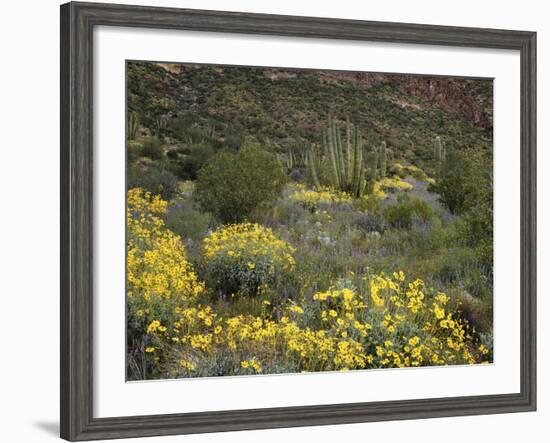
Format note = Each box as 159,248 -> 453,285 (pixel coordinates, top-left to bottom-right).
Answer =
0,1 -> 546,442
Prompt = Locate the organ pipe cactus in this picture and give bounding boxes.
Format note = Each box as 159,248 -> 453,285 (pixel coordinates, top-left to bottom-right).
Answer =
365,150 -> 379,194
309,116 -> 382,198
307,150 -> 322,189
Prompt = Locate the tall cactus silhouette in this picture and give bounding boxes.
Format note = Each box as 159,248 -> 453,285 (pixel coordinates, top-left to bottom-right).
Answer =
379,141 -> 387,178
323,116 -> 364,197
307,150 -> 322,189
309,116 -> 382,198
365,150 -> 379,193
153,114 -> 167,137
128,111 -> 139,140
434,136 -> 446,180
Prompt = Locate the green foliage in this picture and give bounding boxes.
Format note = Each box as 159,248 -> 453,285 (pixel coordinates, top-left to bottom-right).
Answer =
379,141 -> 387,178
383,194 -> 434,229
165,200 -> 215,242
365,150 -> 379,194
430,147 -> 489,215
166,142 -> 216,180
128,111 -> 140,140
434,136 -> 444,180
127,140 -> 143,163
140,137 -> 164,160
195,146 -> 288,223
429,146 -> 493,279
127,163 -> 178,200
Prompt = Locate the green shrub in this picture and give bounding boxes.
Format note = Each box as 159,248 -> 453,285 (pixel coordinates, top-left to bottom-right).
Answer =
383,194 -> 433,229
127,140 -> 143,163
168,206 -> 213,242
166,142 -> 217,180
140,137 -> 164,160
166,200 -> 215,241
127,163 -> 178,200
431,148 -> 493,277
195,146 -> 287,223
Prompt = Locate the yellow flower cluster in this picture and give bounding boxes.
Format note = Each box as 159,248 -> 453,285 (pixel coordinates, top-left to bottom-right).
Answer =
202,223 -> 296,295
288,186 -> 352,210
376,176 -> 414,193
391,163 -> 430,181
126,188 -> 205,346
241,358 -> 263,373
144,271 -> 486,376
127,188 -> 204,302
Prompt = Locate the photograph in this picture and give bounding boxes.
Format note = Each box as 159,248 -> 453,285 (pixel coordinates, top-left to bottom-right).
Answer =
0,0 -> 543,441
126,61 -> 494,380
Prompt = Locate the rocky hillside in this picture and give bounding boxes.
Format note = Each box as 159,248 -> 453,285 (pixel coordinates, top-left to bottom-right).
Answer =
127,61 -> 492,178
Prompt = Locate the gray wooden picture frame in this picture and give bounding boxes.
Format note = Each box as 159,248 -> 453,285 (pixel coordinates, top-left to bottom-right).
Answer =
60,1 -> 537,441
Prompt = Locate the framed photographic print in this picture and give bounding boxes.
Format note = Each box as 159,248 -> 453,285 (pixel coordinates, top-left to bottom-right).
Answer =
60,1 -> 536,441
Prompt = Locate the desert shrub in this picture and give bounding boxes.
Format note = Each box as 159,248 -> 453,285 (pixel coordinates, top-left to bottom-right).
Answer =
383,194 -> 433,229
126,189 -> 205,379
352,211 -> 384,234
376,176 -> 413,193
127,140 -> 143,163
432,148 -> 493,276
195,146 -> 287,223
202,223 -> 296,296
355,192 -> 384,214
127,163 -> 179,200
433,247 -> 477,284
268,198 -> 310,228
430,148 -> 491,215
402,164 -> 429,181
389,162 -> 405,178
140,136 -> 164,160
457,196 -> 493,275
388,163 -> 430,182
288,186 -> 352,211
458,291 -> 493,342
167,142 -> 217,180
166,200 -> 215,241
166,148 -> 179,160
289,169 -> 305,182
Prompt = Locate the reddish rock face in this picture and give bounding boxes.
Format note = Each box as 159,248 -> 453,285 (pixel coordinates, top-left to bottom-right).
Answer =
315,71 -> 493,131
263,69 -> 493,132
389,75 -> 493,131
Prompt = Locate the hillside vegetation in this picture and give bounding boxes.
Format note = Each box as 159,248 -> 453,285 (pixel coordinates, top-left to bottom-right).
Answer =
126,62 -> 493,380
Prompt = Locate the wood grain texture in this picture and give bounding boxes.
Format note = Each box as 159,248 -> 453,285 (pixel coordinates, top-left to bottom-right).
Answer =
60,2 -> 537,441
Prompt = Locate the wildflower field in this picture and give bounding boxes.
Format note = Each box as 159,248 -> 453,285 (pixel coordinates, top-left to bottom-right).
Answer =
126,62 -> 494,380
